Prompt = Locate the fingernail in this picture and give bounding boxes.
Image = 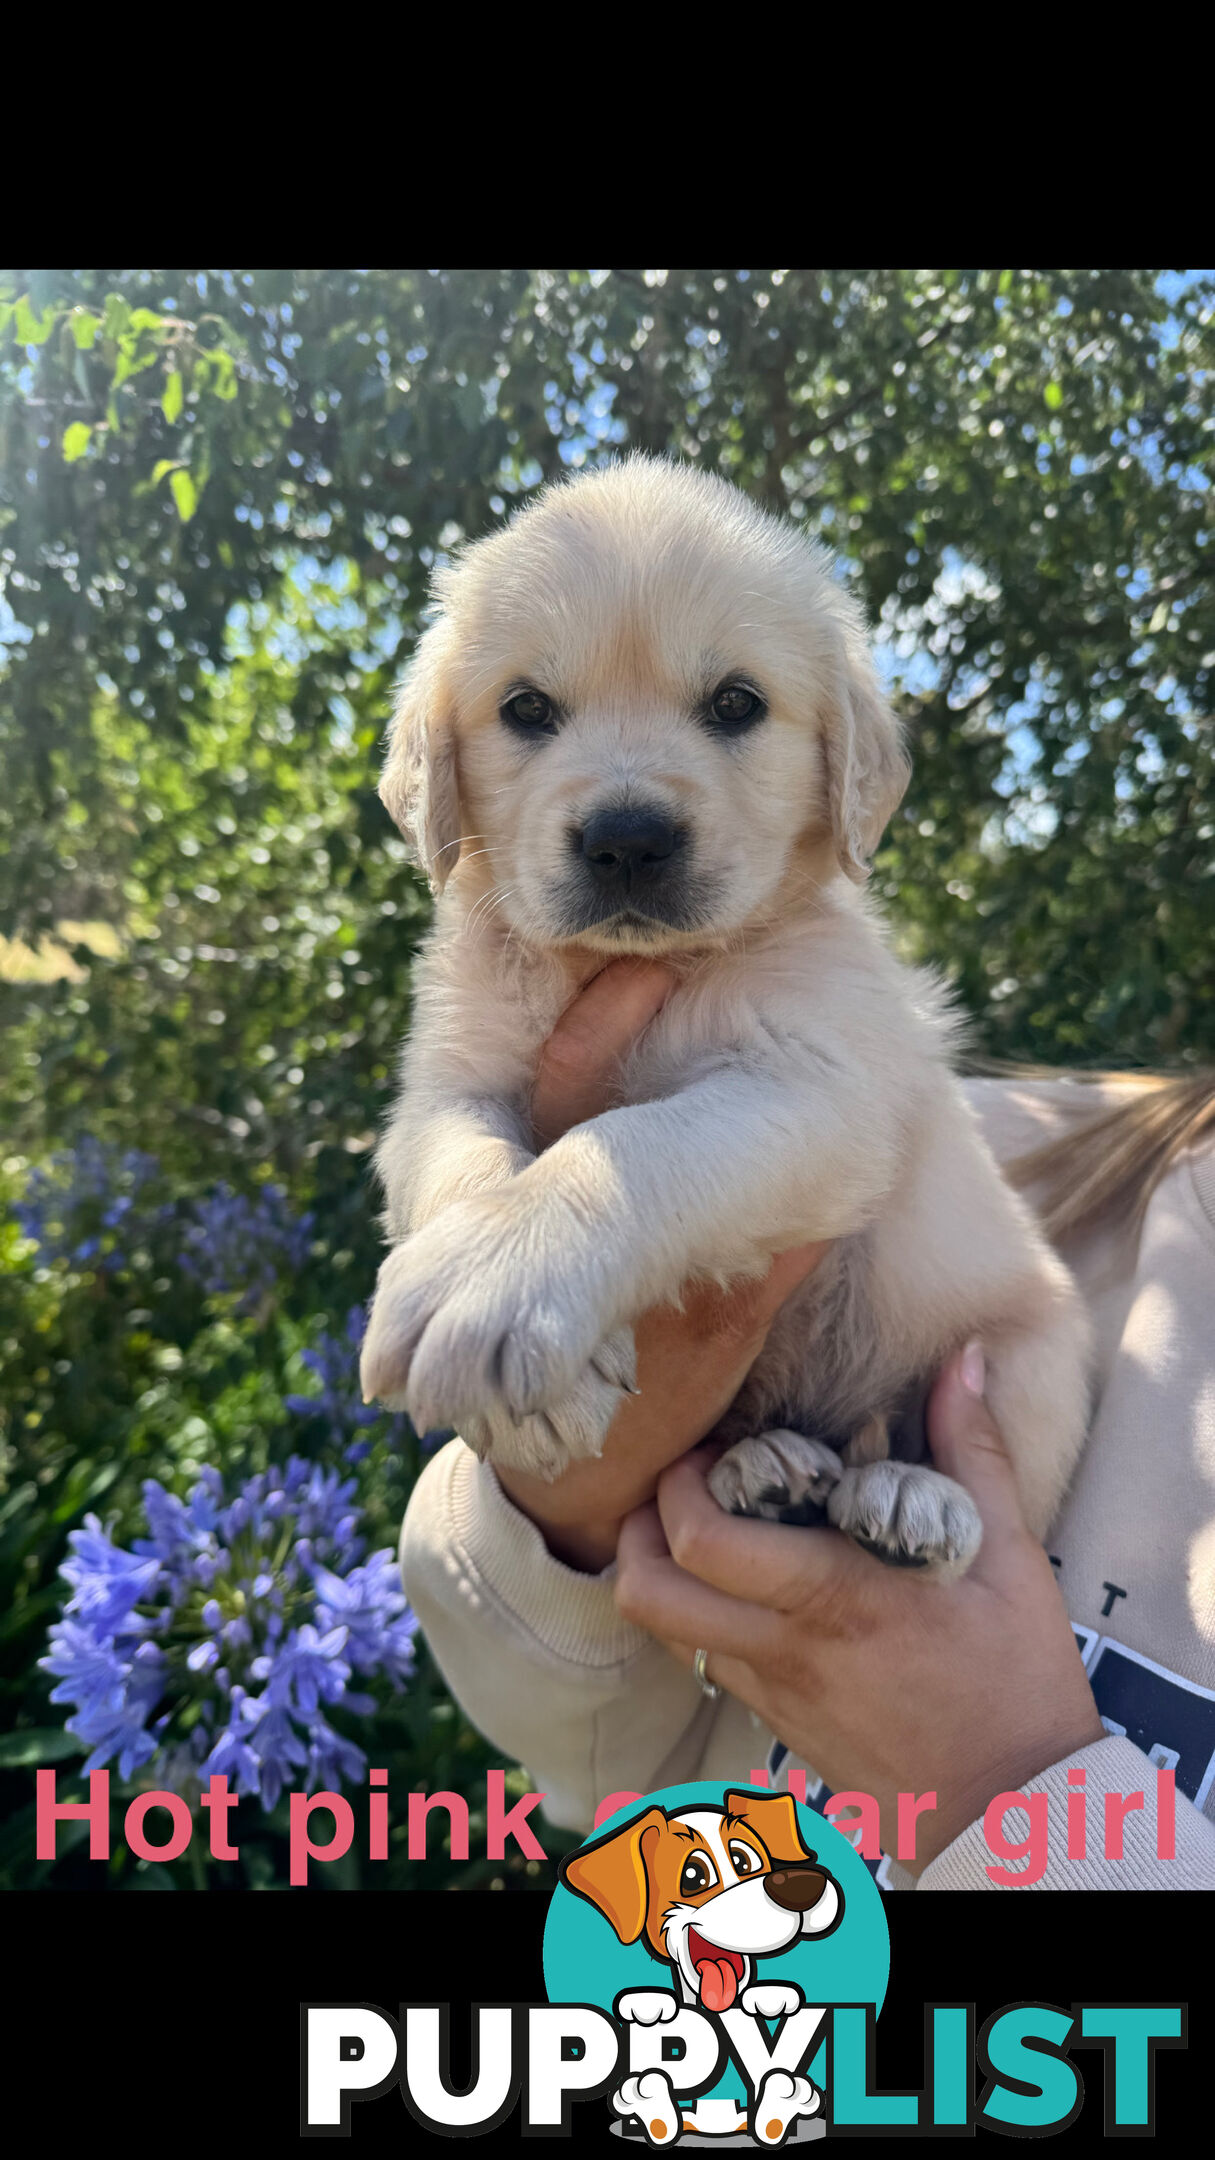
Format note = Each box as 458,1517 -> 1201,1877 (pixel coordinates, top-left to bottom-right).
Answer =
960,1340 -> 986,1398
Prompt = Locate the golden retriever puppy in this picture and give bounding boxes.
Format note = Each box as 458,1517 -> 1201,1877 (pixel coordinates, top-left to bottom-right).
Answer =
359,456 -> 1090,1575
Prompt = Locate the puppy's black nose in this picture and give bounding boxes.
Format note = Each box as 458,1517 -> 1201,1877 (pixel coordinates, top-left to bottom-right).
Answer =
578,807 -> 682,888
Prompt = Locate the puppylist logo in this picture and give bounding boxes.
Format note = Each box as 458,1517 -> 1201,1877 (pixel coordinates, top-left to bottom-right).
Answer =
300,1781 -> 1188,2144
550,1783 -> 856,2144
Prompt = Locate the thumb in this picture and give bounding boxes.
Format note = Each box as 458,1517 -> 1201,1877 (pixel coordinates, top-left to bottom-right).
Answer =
927,1343 -> 1030,1554
531,959 -> 676,1144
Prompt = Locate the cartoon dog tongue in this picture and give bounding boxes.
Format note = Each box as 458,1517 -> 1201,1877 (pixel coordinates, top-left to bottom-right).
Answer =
692,1944 -> 742,2013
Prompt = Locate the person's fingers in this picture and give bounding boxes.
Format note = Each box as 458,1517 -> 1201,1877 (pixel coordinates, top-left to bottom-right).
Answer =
531,959 -> 677,1143
614,1504 -> 782,1659
926,1342 -> 1031,1561
649,1628 -> 765,1707
652,1450 -> 878,1622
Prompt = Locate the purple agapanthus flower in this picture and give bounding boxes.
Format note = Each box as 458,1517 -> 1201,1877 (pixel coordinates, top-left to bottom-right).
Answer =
179,1182 -> 314,1312
41,1457 -> 419,1809
286,1303 -> 451,1460
13,1138 -> 168,1271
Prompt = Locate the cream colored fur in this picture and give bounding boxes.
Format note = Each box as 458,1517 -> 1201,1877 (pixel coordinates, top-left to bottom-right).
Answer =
360,457 -> 1090,1571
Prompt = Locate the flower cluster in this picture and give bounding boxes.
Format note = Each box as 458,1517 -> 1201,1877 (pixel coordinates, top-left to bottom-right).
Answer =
13,1138 -> 167,1270
286,1303 -> 418,1462
41,1460 -> 419,1810
180,1181 -> 314,1312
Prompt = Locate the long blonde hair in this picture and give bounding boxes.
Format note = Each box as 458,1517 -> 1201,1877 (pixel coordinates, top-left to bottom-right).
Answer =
974,1066 -> 1215,1245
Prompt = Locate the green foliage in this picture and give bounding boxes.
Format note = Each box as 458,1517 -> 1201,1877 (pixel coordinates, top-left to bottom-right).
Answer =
0,268 -> 1212,1889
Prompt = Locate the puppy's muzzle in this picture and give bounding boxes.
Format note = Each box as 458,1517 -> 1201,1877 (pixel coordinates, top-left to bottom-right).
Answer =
575,804 -> 687,896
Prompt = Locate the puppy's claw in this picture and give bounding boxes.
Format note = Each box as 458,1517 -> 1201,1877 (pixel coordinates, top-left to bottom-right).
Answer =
452,1360 -> 622,1480
589,1325 -> 637,1394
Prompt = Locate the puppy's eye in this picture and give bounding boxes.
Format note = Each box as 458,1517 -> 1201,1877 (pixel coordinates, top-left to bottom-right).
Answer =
708,683 -> 765,731
729,1843 -> 760,1877
679,1853 -> 717,1897
501,688 -> 557,734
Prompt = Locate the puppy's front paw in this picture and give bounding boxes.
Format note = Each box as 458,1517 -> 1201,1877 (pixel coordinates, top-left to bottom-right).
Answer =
460,1341 -> 632,1479
616,1990 -> 679,2025
740,1981 -> 803,2021
828,1460 -> 982,1578
708,1430 -> 843,1525
358,1194 -> 617,1431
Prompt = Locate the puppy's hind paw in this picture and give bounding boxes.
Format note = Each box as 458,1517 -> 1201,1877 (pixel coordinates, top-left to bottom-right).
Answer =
828,1460 -> 982,1578
752,2069 -> 820,2143
708,1430 -> 843,1525
613,2069 -> 680,2145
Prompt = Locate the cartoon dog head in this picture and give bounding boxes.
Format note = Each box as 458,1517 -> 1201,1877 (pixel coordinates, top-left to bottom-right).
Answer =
560,1791 -> 843,2014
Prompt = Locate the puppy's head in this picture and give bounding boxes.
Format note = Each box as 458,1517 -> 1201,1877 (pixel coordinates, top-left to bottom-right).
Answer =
560,1791 -> 842,2011
381,457 -> 908,947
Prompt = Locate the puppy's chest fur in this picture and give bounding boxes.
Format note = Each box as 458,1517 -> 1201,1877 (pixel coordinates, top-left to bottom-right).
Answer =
410,882 -> 953,1124
401,891 -> 969,1441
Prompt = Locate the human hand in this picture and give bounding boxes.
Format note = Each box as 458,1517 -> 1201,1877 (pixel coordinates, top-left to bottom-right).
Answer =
614,1344 -> 1104,1871
491,959 -> 830,1572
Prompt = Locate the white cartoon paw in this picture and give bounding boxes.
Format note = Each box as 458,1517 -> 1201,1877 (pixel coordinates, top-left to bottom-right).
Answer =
751,2068 -> 821,2144
359,1191 -> 632,1441
616,1990 -> 680,2025
613,2069 -> 681,2145
740,1981 -> 804,2021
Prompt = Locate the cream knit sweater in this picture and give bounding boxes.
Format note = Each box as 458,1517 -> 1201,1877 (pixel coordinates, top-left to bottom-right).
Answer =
399,1080 -> 1215,1890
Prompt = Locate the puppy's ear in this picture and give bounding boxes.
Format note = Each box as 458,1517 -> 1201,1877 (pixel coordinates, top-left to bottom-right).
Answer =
379,626 -> 462,891
820,620 -> 910,883
724,1789 -> 815,1864
560,1807 -> 667,1944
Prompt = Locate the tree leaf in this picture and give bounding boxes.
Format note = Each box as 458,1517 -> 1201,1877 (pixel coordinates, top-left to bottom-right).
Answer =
62,422 -> 92,462
70,309 -> 100,350
102,293 -> 131,341
14,294 -> 55,346
209,349 -> 238,402
169,467 -> 199,522
162,368 -> 184,423
0,1726 -> 82,1768
1044,381 -> 1063,410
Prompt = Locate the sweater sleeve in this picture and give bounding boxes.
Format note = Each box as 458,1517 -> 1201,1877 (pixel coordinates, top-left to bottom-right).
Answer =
399,1438 -> 713,1833
914,1734 -> 1215,1889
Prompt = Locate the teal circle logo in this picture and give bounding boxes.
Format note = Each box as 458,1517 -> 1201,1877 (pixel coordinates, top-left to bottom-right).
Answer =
543,1780 -> 889,2114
